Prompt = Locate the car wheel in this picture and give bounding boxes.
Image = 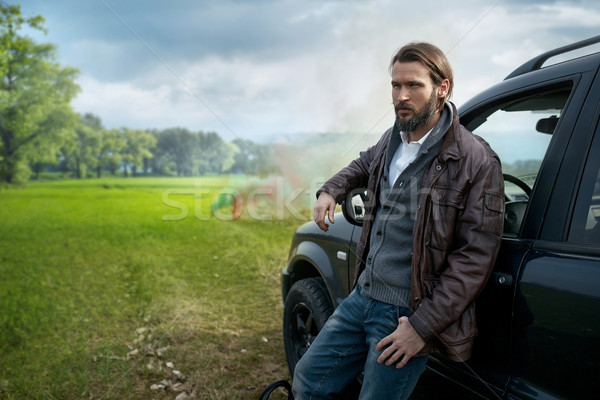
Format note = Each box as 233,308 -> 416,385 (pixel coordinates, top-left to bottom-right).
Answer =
283,277 -> 334,376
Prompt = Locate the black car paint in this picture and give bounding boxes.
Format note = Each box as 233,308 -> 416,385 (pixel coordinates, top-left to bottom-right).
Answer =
282,37 -> 600,399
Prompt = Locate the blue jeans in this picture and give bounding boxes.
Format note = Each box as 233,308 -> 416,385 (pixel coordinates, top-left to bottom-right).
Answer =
292,286 -> 428,400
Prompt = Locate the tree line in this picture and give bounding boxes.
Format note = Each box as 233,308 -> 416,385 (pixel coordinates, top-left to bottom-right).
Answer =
45,114 -> 279,180
0,4 -> 278,184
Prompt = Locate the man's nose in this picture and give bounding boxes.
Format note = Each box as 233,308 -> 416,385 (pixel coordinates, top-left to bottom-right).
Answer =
396,88 -> 409,101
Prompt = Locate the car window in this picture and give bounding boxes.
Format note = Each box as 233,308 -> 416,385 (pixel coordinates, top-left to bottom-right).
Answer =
466,86 -> 573,236
569,119 -> 600,245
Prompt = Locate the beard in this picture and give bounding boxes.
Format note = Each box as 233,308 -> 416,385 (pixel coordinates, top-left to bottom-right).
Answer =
394,89 -> 438,133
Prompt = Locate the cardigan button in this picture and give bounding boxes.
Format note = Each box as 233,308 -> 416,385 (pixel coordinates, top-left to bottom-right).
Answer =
436,165 -> 442,171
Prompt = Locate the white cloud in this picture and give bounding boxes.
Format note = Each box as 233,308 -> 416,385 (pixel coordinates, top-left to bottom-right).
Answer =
490,40 -> 546,70
72,76 -> 211,130
538,3 -> 600,27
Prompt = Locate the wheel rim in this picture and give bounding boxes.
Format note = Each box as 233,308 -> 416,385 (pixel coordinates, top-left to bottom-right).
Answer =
291,302 -> 318,360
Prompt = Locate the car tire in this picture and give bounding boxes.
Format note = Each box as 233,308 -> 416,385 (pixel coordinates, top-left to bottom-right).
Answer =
283,277 -> 334,377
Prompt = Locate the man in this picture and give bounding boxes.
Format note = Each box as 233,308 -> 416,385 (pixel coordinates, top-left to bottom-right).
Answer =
292,42 -> 504,399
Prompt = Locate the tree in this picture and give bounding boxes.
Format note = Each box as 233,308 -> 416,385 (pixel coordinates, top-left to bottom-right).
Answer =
214,141 -> 239,174
79,113 -> 126,178
197,131 -> 227,174
97,128 -> 125,177
230,138 -> 280,177
81,113 -> 102,132
153,128 -> 198,176
28,107 -> 78,179
121,128 -> 156,177
71,114 -> 101,178
0,4 -> 80,183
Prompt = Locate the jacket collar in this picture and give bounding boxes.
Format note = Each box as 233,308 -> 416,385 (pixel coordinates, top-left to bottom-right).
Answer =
438,102 -> 464,163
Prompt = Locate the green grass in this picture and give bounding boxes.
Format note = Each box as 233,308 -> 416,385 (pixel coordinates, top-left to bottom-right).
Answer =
0,177 -> 307,399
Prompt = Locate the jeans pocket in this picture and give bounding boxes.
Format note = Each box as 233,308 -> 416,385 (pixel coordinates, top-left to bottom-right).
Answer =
396,305 -> 412,320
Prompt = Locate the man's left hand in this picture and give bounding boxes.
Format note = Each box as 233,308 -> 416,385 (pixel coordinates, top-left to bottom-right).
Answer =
376,316 -> 426,369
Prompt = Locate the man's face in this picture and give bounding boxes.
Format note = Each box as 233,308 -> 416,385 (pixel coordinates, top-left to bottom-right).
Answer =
391,61 -> 439,133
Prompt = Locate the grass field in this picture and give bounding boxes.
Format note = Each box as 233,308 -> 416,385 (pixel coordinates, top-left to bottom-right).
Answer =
0,177 -> 308,399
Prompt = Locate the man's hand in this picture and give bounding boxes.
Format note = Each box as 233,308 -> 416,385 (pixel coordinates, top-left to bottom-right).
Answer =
314,192 -> 336,231
376,316 -> 426,369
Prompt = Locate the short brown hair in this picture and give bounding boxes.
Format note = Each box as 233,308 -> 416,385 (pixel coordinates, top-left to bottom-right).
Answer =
390,42 -> 454,105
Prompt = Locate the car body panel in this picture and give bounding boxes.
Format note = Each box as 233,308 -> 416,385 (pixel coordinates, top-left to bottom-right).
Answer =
284,213 -> 356,307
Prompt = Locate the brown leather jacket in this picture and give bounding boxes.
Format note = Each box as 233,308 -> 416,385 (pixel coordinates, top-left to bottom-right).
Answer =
319,103 -> 504,361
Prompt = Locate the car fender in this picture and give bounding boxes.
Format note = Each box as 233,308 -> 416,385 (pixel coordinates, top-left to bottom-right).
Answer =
284,240 -> 349,307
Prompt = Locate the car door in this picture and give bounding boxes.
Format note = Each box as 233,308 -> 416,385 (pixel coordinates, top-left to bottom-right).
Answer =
506,65 -> 600,400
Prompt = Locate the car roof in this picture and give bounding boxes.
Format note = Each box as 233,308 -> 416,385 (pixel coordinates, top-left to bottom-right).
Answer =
459,36 -> 600,115
505,35 -> 600,80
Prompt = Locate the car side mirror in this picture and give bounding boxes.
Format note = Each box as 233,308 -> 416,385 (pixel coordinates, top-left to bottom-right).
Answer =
342,188 -> 367,226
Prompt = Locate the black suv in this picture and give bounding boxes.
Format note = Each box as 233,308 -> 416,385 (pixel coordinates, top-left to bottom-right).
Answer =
282,36 -> 600,399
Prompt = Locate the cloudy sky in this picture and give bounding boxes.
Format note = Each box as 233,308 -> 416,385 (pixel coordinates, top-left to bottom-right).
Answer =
18,0 -> 600,144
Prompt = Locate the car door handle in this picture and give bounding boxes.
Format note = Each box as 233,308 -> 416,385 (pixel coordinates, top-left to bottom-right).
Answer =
491,272 -> 513,287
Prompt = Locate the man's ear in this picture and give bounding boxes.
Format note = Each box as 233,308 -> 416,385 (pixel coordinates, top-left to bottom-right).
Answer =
438,79 -> 450,98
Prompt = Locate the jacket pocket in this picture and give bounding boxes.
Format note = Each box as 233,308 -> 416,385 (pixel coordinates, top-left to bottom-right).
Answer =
423,277 -> 440,298
428,186 -> 464,250
482,191 -> 504,236
431,186 -> 464,208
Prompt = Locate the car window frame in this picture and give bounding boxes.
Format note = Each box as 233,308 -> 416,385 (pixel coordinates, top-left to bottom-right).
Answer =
565,93 -> 600,250
539,70 -> 600,246
461,75 -> 583,240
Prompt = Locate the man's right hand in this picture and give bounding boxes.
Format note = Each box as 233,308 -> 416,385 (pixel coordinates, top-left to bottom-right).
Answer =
314,192 -> 336,231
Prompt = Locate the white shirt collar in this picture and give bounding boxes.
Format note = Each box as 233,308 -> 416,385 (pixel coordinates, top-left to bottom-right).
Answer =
400,129 -> 432,145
